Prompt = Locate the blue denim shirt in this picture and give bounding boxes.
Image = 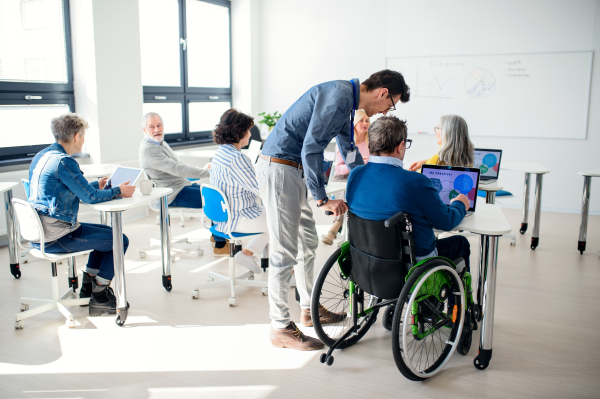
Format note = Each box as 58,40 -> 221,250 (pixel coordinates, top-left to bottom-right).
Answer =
28,143 -> 121,226
261,79 -> 364,200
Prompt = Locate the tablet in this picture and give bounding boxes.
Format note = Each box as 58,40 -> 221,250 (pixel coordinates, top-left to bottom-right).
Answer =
105,167 -> 144,190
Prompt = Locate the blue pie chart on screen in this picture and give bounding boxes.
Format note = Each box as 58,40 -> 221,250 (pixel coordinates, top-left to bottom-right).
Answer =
483,154 -> 497,167
454,175 -> 474,194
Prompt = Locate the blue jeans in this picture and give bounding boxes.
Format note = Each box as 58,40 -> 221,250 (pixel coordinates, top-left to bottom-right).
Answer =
33,223 -> 129,284
436,235 -> 471,272
170,185 -> 226,244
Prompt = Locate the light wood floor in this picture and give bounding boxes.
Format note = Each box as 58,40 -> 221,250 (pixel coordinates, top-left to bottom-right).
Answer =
0,207 -> 599,399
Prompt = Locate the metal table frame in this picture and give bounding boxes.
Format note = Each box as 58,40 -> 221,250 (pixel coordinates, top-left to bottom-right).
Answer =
2,183 -> 20,279
577,170 -> 600,255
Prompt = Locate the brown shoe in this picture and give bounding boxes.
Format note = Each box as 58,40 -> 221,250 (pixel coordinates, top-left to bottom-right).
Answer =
213,241 -> 229,256
270,321 -> 324,351
301,304 -> 347,327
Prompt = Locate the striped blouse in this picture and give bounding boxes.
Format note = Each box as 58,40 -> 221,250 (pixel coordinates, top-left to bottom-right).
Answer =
210,144 -> 262,233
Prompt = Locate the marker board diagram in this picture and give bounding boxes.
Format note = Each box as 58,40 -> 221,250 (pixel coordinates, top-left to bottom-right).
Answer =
387,51 -> 593,139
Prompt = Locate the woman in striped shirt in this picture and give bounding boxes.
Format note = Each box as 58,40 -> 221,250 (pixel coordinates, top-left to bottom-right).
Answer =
211,109 -> 268,273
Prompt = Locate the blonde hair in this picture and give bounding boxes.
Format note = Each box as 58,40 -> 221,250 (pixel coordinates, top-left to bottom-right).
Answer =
438,115 -> 474,167
354,109 -> 370,144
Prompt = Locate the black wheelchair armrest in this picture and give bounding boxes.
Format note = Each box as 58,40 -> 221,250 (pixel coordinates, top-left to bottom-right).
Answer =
385,211 -> 405,228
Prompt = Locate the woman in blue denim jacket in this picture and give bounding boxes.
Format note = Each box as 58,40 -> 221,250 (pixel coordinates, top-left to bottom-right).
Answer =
28,113 -> 136,316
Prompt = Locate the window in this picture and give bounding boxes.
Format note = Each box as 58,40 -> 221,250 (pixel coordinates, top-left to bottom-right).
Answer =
139,0 -> 231,146
0,0 -> 74,165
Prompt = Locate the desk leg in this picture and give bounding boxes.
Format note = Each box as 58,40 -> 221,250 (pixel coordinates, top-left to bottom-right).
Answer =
111,211 -> 128,326
100,211 -> 108,226
531,174 -> 543,250
4,190 -> 20,279
159,196 -> 172,292
485,191 -> 496,204
67,257 -> 78,296
578,176 -> 591,254
474,235 -> 499,370
520,173 -> 530,234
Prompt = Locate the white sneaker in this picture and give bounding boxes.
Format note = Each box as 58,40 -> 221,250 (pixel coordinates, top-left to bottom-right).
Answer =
234,251 -> 262,274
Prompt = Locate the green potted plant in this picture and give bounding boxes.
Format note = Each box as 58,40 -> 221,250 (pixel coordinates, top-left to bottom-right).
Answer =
258,111 -> 282,132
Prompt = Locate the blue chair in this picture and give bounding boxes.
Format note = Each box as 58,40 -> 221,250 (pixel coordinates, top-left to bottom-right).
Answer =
192,184 -> 268,307
477,189 -> 517,246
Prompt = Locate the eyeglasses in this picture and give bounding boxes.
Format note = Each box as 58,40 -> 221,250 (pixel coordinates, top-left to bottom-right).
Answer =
405,139 -> 412,149
388,91 -> 396,112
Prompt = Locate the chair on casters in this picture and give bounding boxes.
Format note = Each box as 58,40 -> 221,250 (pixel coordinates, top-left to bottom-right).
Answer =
311,210 -> 479,379
191,184 -> 268,307
11,199 -> 92,329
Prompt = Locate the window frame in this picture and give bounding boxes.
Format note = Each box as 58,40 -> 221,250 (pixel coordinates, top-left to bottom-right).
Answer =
142,0 -> 232,147
0,0 -> 75,165
143,93 -> 186,142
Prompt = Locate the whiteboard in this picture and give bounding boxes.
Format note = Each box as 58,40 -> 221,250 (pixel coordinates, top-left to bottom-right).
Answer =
386,51 -> 593,139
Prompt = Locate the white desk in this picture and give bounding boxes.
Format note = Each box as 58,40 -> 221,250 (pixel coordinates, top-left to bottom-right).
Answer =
177,147 -> 248,159
90,187 -> 173,326
502,161 -> 550,250
1,182 -> 20,279
454,203 -> 511,369
80,163 -> 118,178
477,179 -> 504,204
577,169 -> 600,255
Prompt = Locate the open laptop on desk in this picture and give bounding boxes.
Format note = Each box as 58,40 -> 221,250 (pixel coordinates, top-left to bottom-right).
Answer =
474,148 -> 502,185
421,164 -> 481,217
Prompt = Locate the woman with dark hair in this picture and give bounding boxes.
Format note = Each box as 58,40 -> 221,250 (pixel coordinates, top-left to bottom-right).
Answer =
211,109 -> 268,273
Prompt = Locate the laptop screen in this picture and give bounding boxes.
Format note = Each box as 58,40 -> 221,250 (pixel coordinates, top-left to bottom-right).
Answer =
421,164 -> 481,211
474,148 -> 502,179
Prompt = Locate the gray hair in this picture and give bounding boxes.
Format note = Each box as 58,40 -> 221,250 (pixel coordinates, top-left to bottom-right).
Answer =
51,113 -> 89,143
142,112 -> 163,129
368,115 -> 407,155
438,115 -> 474,167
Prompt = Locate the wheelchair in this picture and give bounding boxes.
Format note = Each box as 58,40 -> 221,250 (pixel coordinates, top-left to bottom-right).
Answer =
311,210 -> 478,380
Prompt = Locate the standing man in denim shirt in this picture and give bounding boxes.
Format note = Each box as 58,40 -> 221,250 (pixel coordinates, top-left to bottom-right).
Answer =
257,69 -> 411,350
28,113 -> 135,316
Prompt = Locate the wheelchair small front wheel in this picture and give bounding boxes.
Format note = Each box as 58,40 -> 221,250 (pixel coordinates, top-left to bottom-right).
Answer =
311,248 -> 380,349
382,304 -> 395,331
391,258 -> 465,381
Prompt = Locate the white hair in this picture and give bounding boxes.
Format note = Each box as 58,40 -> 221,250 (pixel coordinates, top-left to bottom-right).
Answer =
142,112 -> 163,129
438,115 -> 474,167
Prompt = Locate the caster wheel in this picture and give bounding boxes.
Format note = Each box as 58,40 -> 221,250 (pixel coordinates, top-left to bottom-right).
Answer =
474,356 -> 489,370
531,245 -> 537,250
229,297 -> 237,307
116,315 -> 125,327
248,275 -> 254,281
382,304 -> 395,331
10,264 -> 21,279
139,252 -> 147,259
510,238 -> 516,246
474,304 -> 482,322
207,277 -> 214,282
67,319 -> 76,328
192,290 -> 199,299
170,256 -> 176,263
20,304 -> 29,312
15,320 -> 24,329
326,356 -> 334,366
165,284 -> 172,292
519,223 -> 527,234
319,353 -> 327,364
261,288 -> 268,296
180,222 -> 185,228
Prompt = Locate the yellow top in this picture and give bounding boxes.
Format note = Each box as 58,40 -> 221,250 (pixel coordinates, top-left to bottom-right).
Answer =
417,153 -> 445,172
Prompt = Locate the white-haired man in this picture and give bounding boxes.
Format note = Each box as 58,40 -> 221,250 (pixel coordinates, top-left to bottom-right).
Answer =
138,112 -> 228,254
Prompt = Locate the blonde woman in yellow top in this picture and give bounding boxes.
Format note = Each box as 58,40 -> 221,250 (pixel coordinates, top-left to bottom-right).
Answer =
408,114 -> 475,171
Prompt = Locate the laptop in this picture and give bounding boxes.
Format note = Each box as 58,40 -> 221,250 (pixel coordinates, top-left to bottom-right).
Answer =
421,164 -> 481,217
474,148 -> 502,185
247,139 -> 262,164
104,167 -> 144,190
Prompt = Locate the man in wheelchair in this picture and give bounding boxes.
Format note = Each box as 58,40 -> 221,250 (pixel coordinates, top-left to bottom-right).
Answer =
345,115 -> 471,274
311,115 -> 477,379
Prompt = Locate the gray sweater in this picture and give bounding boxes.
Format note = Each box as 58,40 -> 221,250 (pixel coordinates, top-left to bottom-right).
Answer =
138,137 -> 210,204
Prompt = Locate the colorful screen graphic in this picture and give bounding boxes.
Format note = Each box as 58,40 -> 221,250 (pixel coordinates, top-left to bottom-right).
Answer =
474,150 -> 501,178
422,168 -> 479,210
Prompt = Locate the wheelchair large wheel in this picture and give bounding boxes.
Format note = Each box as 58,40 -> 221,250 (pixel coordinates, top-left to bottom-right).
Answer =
311,248 -> 380,349
391,258 -> 465,381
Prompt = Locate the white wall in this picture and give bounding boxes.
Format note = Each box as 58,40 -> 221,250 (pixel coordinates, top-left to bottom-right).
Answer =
255,0 -> 600,214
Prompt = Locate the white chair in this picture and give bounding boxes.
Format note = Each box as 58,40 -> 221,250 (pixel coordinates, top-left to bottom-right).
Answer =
192,184 -> 268,307
11,199 -> 92,329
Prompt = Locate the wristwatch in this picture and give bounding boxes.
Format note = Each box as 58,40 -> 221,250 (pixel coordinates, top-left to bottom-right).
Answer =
316,197 -> 329,207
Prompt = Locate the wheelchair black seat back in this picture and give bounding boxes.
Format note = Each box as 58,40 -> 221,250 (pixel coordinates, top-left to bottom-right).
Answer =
348,211 -> 415,300
311,210 -> 477,380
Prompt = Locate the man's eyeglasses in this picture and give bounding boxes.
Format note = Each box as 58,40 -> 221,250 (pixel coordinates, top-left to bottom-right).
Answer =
389,92 -> 396,112
405,139 -> 412,149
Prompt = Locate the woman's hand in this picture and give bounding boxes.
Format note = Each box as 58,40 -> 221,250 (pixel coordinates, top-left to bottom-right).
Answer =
408,159 -> 427,172
204,162 -> 212,170
118,181 -> 136,197
98,177 -> 109,190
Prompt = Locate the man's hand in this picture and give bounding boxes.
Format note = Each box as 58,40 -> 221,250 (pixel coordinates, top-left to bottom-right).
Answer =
319,199 -> 348,217
98,177 -> 109,190
204,162 -> 212,170
408,159 -> 427,172
118,180 -> 136,198
451,194 -> 470,210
